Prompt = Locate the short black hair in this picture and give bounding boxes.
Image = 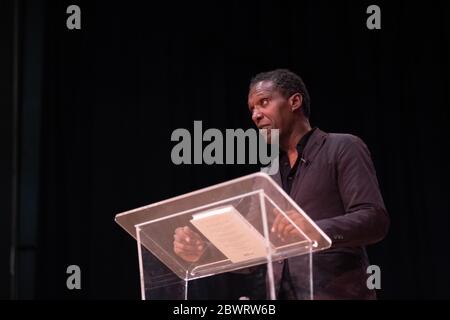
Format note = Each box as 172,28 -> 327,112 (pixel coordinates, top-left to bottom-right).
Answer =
250,69 -> 311,118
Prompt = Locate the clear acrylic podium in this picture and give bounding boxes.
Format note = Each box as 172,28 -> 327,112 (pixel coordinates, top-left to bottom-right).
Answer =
115,172 -> 331,300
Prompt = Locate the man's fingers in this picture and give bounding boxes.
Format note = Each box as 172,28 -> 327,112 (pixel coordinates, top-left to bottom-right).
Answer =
174,227 -> 189,240
276,214 -> 289,235
173,240 -> 204,252
173,246 -> 202,261
173,226 -> 207,262
283,213 -> 307,237
282,213 -> 303,234
271,208 -> 291,241
271,209 -> 306,240
282,224 -> 296,237
174,226 -> 203,244
271,207 -> 285,230
183,226 -> 200,238
271,210 -> 283,232
272,207 -> 282,216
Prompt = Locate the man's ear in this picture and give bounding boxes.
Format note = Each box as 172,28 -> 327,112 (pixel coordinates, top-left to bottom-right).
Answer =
289,93 -> 303,112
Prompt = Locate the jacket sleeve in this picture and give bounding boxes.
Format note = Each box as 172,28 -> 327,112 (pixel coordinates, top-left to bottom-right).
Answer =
315,135 -> 390,248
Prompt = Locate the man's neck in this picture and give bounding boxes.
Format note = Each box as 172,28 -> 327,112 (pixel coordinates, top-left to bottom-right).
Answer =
281,121 -> 312,153
280,121 -> 312,167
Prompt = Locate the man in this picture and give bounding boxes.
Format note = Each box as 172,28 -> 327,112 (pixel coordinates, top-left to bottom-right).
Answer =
174,69 -> 389,299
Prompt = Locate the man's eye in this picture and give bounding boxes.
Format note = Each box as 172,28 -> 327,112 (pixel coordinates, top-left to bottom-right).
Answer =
261,98 -> 269,106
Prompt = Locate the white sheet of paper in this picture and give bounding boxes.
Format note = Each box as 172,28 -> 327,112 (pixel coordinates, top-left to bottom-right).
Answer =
190,205 -> 272,263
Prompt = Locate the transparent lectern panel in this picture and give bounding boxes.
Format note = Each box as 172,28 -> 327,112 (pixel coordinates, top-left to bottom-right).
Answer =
135,190 -> 316,281
116,172 -> 331,299
138,229 -> 315,300
137,243 -> 188,300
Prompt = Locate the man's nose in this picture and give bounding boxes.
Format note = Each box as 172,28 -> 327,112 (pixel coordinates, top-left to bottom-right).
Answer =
252,109 -> 263,122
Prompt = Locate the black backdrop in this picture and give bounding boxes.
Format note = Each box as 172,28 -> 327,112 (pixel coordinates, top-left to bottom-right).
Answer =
1,0 -> 450,299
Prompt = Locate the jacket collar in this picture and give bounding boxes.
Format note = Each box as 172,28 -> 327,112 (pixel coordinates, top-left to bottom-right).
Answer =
302,127 -> 327,162
269,127 -> 328,187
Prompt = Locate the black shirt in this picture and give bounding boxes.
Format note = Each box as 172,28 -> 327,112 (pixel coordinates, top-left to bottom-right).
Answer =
279,128 -> 316,195
277,127 -> 316,299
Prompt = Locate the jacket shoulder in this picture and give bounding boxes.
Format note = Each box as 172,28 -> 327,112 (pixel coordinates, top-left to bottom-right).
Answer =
324,132 -> 369,155
327,133 -> 364,144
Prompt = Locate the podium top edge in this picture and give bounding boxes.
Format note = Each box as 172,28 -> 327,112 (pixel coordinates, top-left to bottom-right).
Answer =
114,172 -> 275,220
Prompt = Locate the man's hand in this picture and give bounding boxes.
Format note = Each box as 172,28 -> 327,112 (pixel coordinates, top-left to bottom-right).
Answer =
173,226 -> 207,262
271,208 -> 312,242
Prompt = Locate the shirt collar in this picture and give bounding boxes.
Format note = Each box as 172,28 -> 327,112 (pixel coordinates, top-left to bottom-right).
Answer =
280,127 -> 317,157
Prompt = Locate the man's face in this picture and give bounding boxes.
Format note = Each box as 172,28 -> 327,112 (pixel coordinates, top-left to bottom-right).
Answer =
248,80 -> 293,142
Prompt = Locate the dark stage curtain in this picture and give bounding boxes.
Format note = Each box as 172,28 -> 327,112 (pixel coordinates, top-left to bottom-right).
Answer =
2,0 -> 449,299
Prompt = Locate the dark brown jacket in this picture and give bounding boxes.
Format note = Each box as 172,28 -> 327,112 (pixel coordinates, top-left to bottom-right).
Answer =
269,128 -> 390,299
